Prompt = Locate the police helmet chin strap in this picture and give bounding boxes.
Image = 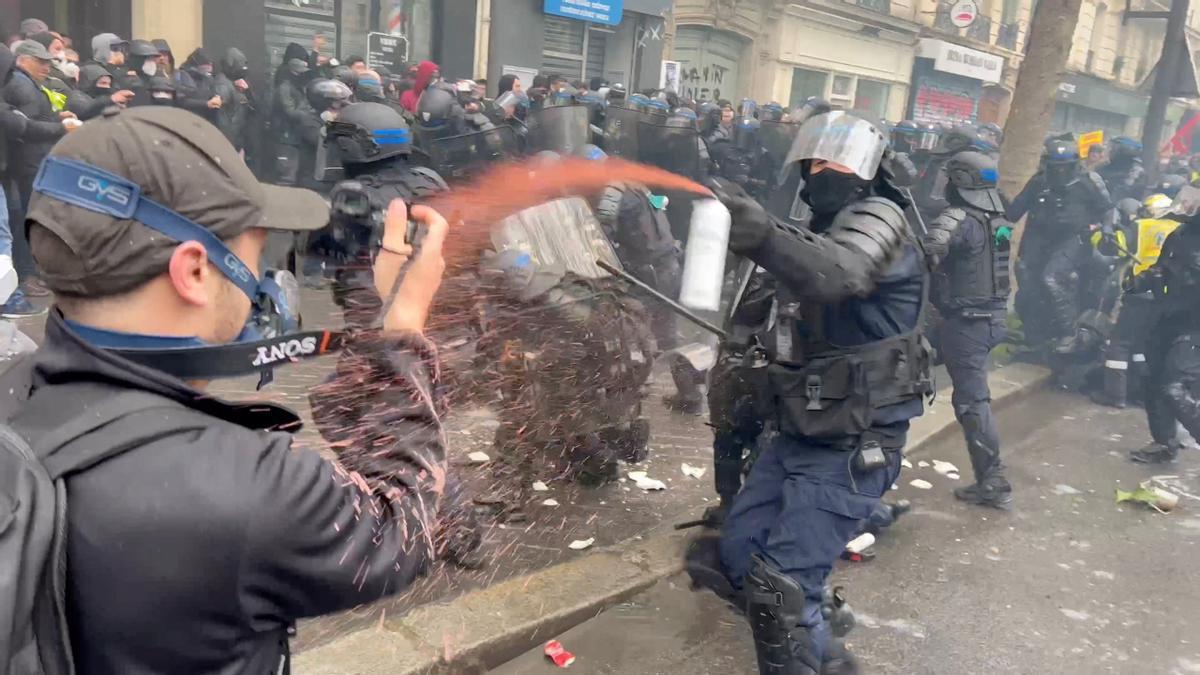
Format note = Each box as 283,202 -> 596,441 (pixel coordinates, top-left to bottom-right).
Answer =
34,156 -> 344,387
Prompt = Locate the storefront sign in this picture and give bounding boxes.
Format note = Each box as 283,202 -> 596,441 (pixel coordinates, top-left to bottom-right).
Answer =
916,39 -> 1003,84
543,0 -> 623,26
1055,73 -> 1147,118
367,32 -> 409,72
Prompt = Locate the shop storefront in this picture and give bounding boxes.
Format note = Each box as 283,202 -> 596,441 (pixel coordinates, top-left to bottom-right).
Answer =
908,38 -> 1006,126
487,0 -> 669,97
773,5 -> 917,120
1052,72 -> 1147,138
672,25 -> 746,103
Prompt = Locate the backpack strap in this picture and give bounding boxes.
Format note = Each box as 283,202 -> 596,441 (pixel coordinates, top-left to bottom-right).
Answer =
27,390 -> 182,481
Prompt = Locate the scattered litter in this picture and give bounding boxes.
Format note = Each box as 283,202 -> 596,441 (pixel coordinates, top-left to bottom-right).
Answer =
901,459 -> 914,469
681,463 -> 707,479
466,451 -> 491,464
543,498 -> 560,507
1062,415 -> 1077,421
1092,570 -> 1115,581
946,473 -> 961,481
567,538 -> 594,551
909,479 -> 933,490
544,640 -> 576,668
932,460 -> 959,475
845,532 -> 875,554
891,483 -> 899,490
532,481 -> 550,492
917,461 -> 930,468
1059,608 -> 1090,622
1116,481 -> 1181,513
1053,484 -> 1082,496
628,471 -> 667,491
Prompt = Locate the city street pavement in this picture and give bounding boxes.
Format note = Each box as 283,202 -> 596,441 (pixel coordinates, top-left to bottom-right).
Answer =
493,389 -> 1200,675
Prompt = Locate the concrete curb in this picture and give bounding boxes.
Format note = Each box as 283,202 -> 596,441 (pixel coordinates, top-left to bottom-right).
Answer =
295,363 -> 1051,674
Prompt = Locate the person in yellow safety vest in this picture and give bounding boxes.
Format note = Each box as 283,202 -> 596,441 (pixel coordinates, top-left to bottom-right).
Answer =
1092,193 -> 1180,408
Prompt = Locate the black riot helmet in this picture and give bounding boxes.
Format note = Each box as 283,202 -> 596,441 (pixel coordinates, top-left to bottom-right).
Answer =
1157,173 -> 1187,198
416,83 -> 459,127
915,122 -> 942,152
734,116 -> 761,152
329,101 -> 413,166
1041,133 -> 1081,187
934,124 -> 984,156
978,122 -> 1004,146
331,64 -> 357,90
1107,136 -> 1143,165
791,97 -> 832,126
306,78 -> 353,113
941,150 -> 1005,212
698,101 -> 722,135
127,39 -> 161,78
667,108 -> 698,129
760,102 -> 785,122
892,120 -> 920,153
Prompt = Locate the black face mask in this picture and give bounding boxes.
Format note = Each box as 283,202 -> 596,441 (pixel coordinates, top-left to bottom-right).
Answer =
801,169 -> 871,216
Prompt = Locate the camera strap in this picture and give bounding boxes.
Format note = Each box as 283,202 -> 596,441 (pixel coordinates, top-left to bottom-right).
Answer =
106,330 -> 346,385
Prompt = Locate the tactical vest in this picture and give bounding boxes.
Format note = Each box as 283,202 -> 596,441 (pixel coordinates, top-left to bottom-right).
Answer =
765,246 -> 934,441
1028,177 -> 1103,241
932,207 -> 1011,311
597,186 -> 680,282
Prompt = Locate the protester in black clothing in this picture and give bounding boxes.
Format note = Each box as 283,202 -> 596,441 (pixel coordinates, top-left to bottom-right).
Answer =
2,40 -> 77,298
25,32 -> 73,95
66,63 -> 135,119
174,48 -> 222,123
152,38 -> 175,78
86,33 -> 132,86
213,47 -> 256,154
272,56 -> 317,185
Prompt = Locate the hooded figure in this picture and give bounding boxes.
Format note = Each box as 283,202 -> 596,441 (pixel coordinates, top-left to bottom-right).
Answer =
88,32 -> 132,86
66,63 -> 123,120
213,47 -> 257,152
275,41 -> 313,85
400,60 -> 438,113
175,48 -> 221,123
271,51 -> 321,186
152,39 -> 175,77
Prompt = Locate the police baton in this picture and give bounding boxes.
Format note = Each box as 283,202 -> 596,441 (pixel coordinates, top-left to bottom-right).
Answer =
595,259 -> 729,340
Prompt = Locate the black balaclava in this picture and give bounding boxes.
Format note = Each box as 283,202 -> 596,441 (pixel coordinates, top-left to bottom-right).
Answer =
800,164 -> 872,219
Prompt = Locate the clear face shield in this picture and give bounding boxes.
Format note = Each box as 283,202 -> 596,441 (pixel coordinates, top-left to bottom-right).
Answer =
917,131 -> 940,151
783,111 -> 888,180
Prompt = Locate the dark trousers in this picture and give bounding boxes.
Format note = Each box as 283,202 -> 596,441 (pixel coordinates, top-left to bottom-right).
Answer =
9,174 -> 36,279
939,314 -> 1007,483
720,427 -> 905,655
1145,317 -> 1186,446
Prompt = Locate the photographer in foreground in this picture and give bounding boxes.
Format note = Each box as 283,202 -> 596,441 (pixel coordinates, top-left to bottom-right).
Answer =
5,106 -> 451,673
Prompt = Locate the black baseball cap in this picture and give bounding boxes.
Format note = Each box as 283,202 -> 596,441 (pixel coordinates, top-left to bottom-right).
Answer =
28,106 -> 329,296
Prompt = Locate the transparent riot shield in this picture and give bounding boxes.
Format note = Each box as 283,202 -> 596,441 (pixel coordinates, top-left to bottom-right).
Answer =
526,104 -> 591,156
636,121 -> 702,180
427,126 -> 520,183
490,196 -> 623,279
603,105 -> 665,160
759,120 -> 799,161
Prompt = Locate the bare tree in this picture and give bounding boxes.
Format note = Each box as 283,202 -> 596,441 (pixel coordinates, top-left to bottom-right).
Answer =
997,0 -> 1086,200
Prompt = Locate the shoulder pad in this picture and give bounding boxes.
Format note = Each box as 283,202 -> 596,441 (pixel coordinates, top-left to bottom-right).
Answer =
930,207 -> 968,231
924,208 -> 965,262
828,197 -> 910,266
595,184 -> 624,226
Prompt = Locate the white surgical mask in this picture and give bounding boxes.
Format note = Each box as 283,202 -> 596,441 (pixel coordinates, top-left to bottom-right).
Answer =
142,60 -> 158,77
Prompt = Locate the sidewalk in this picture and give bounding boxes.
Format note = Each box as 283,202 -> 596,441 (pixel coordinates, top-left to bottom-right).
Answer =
294,361 -> 1051,674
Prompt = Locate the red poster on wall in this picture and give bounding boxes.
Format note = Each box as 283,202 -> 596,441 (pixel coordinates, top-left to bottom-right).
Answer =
912,81 -> 977,126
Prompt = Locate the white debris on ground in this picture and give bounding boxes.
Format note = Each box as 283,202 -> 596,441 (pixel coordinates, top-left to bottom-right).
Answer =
1053,484 -> 1083,496
681,463 -> 707,479
532,481 -> 550,492
627,471 -> 667,491
467,451 -> 491,464
910,479 -> 933,490
932,460 -> 959,475
543,498 -> 560,507
568,538 -> 595,550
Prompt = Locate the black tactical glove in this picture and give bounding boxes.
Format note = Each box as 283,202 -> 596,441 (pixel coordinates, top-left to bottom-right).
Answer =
708,177 -> 773,254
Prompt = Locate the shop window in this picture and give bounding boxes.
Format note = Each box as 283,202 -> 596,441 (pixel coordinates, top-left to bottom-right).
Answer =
542,16 -> 611,82
789,67 -> 828,108
832,74 -> 854,97
854,79 -> 891,119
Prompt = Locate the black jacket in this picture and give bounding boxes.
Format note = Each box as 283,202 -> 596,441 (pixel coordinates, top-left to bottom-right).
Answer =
66,64 -> 118,120
273,73 -> 318,146
175,65 -> 221,125
12,313 -> 449,674
1,65 -> 66,181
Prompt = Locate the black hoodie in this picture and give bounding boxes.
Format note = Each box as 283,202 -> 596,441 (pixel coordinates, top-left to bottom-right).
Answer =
213,47 -> 255,149
66,63 -> 119,120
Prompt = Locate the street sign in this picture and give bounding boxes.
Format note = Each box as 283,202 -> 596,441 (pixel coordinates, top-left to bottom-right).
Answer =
950,0 -> 979,27
1079,129 -> 1105,158
543,0 -> 624,26
367,31 -> 409,72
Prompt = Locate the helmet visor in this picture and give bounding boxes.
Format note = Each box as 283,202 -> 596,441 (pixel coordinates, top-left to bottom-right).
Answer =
784,111 -> 888,180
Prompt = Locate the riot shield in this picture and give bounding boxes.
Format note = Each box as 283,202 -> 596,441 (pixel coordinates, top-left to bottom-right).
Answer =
427,126 -> 520,183
490,197 -> 623,279
636,121 -> 702,180
759,120 -> 799,161
603,105 -> 665,160
526,104 -> 592,156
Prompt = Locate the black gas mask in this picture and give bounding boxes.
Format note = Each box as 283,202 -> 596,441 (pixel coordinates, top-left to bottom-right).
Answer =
801,164 -> 872,217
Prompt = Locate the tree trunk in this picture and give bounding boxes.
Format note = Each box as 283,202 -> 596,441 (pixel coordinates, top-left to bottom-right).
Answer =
997,0 -> 1086,201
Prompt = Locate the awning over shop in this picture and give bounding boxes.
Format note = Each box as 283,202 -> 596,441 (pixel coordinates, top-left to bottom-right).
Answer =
1056,73 -> 1148,118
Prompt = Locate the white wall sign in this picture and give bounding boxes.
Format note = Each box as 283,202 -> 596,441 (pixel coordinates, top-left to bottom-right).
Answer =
917,38 -> 1003,84
660,60 -> 680,92
950,0 -> 979,28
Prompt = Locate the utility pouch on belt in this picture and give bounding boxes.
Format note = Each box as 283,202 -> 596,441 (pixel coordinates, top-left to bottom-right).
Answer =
768,355 -> 872,439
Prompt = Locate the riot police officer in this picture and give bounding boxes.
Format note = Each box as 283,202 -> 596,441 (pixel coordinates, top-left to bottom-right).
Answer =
923,151 -> 1014,508
891,120 -> 921,154
1096,136 -> 1148,204
1008,135 -> 1115,355
1126,187 -> 1200,463
914,125 -> 989,221
693,110 -> 932,673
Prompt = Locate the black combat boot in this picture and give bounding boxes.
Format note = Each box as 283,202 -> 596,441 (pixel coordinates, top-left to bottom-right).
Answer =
745,555 -> 822,675
683,532 -> 743,609
1129,441 -> 1180,464
954,474 -> 1013,509
819,639 -> 861,675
